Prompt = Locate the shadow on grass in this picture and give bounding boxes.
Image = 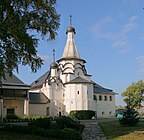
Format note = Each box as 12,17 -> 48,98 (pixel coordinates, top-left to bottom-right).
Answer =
99,120 -> 144,140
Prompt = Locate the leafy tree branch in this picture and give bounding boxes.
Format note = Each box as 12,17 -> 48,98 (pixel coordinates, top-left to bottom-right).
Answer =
0,0 -> 60,79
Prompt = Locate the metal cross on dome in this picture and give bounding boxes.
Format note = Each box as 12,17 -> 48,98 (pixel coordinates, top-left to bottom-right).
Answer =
52,49 -> 55,62
70,15 -> 72,26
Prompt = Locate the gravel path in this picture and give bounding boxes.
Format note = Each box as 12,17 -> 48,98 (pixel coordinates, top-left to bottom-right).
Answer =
81,120 -> 107,140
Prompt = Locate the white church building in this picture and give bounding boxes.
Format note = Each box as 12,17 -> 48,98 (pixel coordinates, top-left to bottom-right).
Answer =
30,23 -> 116,117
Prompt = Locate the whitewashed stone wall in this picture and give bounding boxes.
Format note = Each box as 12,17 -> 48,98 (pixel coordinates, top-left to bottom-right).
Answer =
29,103 -> 49,116
93,94 -> 115,117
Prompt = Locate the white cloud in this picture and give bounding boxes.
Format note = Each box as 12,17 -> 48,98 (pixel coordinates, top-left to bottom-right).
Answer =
136,56 -> 144,74
121,16 -> 137,34
92,16 -> 115,40
92,16 -> 138,52
112,39 -> 127,48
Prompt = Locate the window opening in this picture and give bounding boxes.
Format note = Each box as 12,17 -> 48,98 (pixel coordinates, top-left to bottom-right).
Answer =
109,111 -> 112,115
99,95 -> 102,101
110,96 -> 112,101
93,95 -> 97,101
104,96 -> 107,101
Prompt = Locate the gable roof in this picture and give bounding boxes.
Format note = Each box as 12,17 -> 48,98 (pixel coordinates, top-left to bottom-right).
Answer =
29,92 -> 50,104
91,80 -> 102,88
0,72 -> 30,90
30,71 -> 50,89
94,85 -> 116,95
91,80 -> 117,94
64,76 -> 93,85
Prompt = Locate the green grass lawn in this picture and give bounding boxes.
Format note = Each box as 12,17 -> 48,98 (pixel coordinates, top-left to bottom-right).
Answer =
0,131 -> 56,140
99,120 -> 144,140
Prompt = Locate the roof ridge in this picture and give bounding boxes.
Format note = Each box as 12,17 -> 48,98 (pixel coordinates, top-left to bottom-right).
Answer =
64,76 -> 93,84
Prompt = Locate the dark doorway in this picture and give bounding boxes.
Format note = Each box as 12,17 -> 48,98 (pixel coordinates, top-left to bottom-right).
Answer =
7,108 -> 15,115
46,107 -> 49,116
59,111 -> 61,116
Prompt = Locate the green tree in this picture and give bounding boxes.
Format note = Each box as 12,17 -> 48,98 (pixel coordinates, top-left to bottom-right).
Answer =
119,93 -> 140,126
119,105 -> 139,126
122,80 -> 144,109
0,0 -> 60,79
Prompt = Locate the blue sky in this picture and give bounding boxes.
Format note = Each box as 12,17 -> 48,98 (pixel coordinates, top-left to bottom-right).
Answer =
15,0 -> 144,106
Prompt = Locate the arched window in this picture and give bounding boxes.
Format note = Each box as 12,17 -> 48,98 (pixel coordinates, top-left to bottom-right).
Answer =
99,95 -> 102,101
77,91 -> 79,94
109,111 -> 112,115
109,96 -> 112,101
93,95 -> 97,101
104,96 -> 107,101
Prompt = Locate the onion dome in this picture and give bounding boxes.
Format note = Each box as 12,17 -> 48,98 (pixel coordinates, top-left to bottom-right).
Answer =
50,61 -> 58,69
66,26 -> 76,34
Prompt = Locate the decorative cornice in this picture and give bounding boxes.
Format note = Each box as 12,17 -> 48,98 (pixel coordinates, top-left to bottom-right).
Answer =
57,58 -> 86,63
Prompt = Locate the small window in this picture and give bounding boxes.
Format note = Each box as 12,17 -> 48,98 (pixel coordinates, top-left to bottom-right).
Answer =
104,96 -> 107,101
46,107 -> 49,116
77,91 -> 79,94
99,95 -> 102,101
109,96 -> 112,101
102,112 -> 105,115
7,108 -> 15,115
78,72 -> 80,76
93,95 -> 97,100
109,111 -> 112,115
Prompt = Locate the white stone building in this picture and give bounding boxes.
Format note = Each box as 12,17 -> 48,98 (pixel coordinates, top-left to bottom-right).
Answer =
0,73 -> 30,118
30,24 -> 116,117
0,72 -> 50,118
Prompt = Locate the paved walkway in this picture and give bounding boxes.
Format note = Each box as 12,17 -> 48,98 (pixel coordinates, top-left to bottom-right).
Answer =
80,120 -> 107,140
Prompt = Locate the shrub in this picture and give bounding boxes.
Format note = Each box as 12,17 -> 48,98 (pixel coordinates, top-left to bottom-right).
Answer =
119,108 -> 139,126
0,124 -> 31,134
6,114 -> 19,119
55,116 -> 81,130
69,110 -> 95,120
1,116 -> 83,140
31,127 -> 82,140
28,117 -> 51,129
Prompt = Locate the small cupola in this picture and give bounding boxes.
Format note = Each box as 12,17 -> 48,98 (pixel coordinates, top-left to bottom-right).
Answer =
50,49 -> 58,77
50,61 -> 58,69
